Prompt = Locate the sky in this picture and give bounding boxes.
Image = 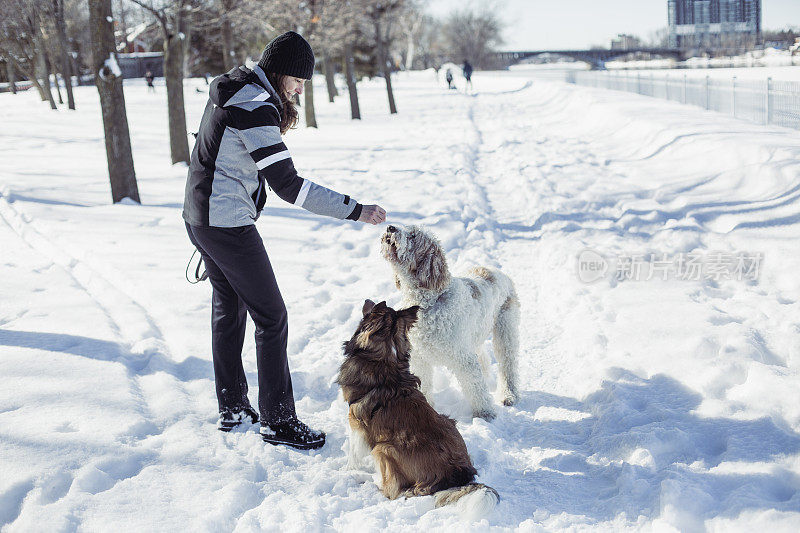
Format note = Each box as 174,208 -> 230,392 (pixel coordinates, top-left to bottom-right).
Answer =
426,0 -> 800,51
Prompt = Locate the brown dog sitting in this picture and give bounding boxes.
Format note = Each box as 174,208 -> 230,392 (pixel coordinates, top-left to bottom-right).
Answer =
338,299 -> 499,511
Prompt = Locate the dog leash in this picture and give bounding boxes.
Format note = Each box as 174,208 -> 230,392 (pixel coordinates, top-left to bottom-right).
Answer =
185,248 -> 208,284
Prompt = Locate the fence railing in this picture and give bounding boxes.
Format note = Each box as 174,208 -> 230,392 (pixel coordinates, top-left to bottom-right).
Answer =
565,71 -> 800,130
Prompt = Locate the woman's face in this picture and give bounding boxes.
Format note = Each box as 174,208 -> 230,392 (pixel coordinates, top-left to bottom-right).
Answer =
281,76 -> 306,98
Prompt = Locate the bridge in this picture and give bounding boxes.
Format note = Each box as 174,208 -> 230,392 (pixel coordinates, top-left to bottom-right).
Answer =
495,48 -> 686,69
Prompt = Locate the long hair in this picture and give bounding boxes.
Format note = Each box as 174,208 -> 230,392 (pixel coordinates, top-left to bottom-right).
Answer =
265,71 -> 299,134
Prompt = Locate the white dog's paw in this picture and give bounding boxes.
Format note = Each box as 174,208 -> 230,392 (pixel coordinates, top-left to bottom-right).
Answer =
473,407 -> 497,421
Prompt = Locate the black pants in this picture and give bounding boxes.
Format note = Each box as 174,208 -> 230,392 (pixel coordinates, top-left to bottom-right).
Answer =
186,222 -> 295,424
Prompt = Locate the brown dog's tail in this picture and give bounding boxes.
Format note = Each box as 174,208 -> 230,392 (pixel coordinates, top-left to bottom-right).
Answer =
434,483 -> 499,516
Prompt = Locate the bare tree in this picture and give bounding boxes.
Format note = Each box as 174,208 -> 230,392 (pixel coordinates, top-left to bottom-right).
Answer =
0,1 -> 64,108
342,39 -> 360,119
315,3 -> 349,104
1,5 -> 33,99
52,0 -> 76,109
367,0 -> 403,114
185,0 -> 271,75
47,53 -> 64,104
4,60 -> 17,94
399,0 -> 424,70
33,10 -> 59,109
35,0 -> 73,107
321,51 -> 337,103
127,0 -> 190,165
255,0 -> 341,128
337,0 -> 380,120
218,0 -> 237,71
301,0 -> 321,128
415,15 -> 445,70
442,4 -> 504,69
65,0 -> 92,81
88,0 -> 140,203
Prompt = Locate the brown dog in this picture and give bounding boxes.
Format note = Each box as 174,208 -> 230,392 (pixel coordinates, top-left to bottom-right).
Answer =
338,299 -> 499,510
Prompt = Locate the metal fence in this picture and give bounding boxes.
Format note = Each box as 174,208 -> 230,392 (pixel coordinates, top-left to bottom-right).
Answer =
565,71 -> 800,130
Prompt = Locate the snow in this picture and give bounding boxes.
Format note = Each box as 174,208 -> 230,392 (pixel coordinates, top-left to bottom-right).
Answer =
605,48 -> 800,72
101,53 -> 122,79
605,65 -> 800,82
1,69 -> 800,530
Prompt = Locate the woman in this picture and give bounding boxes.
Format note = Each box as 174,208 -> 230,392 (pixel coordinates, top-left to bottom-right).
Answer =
183,31 -> 386,450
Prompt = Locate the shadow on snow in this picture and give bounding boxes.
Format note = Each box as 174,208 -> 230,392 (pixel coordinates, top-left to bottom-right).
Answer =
482,368 -> 800,525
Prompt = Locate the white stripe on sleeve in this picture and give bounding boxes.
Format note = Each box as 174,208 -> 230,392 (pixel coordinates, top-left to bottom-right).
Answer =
294,179 -> 311,207
255,150 -> 291,170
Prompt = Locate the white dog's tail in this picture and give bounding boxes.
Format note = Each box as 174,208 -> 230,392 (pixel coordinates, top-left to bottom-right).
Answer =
434,483 -> 499,518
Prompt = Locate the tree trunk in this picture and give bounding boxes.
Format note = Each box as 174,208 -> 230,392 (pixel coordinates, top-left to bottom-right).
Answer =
221,15 -> 235,71
54,0 -> 76,109
30,50 -> 47,100
117,0 -> 128,51
33,17 -> 58,109
55,74 -> 65,104
405,33 -> 415,70
220,0 -> 236,71
88,0 -> 140,204
181,15 -> 192,78
6,61 -> 17,94
34,77 -> 47,100
304,78 -> 317,128
71,52 -> 80,85
164,32 -> 190,164
322,51 -> 337,103
49,55 -> 64,104
13,57 -> 47,101
343,41 -> 360,120
383,66 -> 397,114
374,19 -> 397,114
40,51 -> 58,109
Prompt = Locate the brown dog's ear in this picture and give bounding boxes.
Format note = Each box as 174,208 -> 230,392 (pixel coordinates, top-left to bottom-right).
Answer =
397,305 -> 419,322
397,305 -> 420,331
417,243 -> 450,293
375,301 -> 388,311
362,299 -> 376,316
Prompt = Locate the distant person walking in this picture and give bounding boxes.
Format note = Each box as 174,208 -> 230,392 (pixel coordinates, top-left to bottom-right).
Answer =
445,68 -> 454,90
145,71 -> 155,92
462,60 -> 473,92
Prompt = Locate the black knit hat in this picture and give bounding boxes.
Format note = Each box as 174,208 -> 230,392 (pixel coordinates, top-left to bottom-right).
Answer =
257,31 -> 315,79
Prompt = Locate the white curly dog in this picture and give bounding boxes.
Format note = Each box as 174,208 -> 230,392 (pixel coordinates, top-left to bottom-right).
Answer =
380,224 -> 520,420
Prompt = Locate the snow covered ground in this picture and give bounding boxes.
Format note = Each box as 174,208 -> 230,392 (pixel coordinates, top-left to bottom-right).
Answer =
513,62 -> 800,82
604,47 -> 800,74
1,68 -> 800,531
609,65 -> 800,81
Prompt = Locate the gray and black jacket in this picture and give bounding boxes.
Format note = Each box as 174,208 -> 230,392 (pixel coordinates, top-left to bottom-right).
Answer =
183,64 -> 362,227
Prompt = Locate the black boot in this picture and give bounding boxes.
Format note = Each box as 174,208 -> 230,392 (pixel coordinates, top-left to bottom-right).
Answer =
260,417 -> 325,450
218,407 -> 259,432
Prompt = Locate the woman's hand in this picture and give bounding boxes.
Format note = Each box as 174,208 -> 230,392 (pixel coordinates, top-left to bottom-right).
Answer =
358,205 -> 387,225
